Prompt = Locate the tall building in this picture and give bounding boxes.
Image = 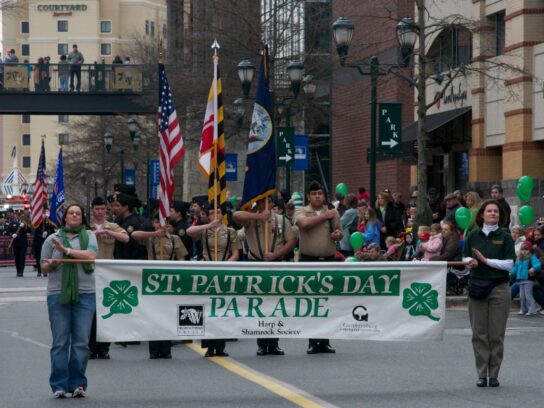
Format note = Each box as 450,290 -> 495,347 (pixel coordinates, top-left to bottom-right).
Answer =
0,0 -> 166,198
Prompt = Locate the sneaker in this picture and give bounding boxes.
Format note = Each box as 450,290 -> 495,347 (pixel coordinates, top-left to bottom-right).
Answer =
526,312 -> 537,317
53,391 -> 66,399
517,311 -> 526,315
72,386 -> 85,398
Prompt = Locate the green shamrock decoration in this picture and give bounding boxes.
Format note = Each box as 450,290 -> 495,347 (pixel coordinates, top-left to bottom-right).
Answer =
101,280 -> 139,319
402,282 -> 440,321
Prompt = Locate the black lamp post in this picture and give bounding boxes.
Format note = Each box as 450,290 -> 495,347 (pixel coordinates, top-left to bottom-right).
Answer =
237,60 -> 256,99
103,131 -> 124,184
332,16 -> 416,208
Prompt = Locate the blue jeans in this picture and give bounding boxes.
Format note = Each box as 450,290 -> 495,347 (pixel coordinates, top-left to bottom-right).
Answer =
47,293 -> 95,393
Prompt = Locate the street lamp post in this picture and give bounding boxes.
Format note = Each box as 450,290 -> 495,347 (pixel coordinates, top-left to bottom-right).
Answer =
332,16 -> 416,208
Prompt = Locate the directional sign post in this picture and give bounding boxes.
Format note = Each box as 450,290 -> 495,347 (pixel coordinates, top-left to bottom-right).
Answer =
276,127 -> 294,168
378,103 -> 402,156
293,134 -> 309,171
225,153 -> 238,181
149,159 -> 160,199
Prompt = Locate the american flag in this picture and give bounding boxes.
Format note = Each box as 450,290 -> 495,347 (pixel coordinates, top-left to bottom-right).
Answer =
30,141 -> 47,228
158,63 -> 185,225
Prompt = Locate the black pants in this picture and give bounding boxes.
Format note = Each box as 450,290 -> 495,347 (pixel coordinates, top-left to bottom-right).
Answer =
257,338 -> 279,351
202,339 -> 226,353
300,254 -> 334,348
33,244 -> 43,273
89,314 -> 111,356
13,246 -> 27,276
149,340 -> 171,356
70,68 -> 81,90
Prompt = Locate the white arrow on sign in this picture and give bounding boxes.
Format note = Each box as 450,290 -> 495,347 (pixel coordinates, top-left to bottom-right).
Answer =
381,139 -> 399,148
278,154 -> 292,162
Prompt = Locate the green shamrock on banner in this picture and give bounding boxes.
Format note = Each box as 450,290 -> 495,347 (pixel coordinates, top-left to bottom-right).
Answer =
101,280 -> 139,319
402,282 -> 440,322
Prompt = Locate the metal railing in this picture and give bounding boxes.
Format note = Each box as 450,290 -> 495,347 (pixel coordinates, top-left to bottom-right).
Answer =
0,63 -> 155,93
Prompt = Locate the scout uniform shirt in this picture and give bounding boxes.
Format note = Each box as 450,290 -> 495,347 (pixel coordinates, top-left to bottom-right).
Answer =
196,225 -> 242,262
294,205 -> 342,258
91,220 -> 127,259
114,213 -> 146,260
171,218 -> 193,260
245,213 -> 295,261
143,233 -> 188,261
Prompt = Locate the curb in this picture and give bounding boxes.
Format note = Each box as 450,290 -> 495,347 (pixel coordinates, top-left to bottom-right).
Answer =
446,296 -> 520,310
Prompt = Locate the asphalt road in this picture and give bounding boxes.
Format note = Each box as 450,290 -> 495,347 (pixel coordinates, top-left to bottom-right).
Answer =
1,265 -> 543,408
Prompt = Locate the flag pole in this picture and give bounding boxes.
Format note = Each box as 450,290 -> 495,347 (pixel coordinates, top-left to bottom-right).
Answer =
212,41 -> 220,261
264,198 -> 270,256
158,38 -> 165,260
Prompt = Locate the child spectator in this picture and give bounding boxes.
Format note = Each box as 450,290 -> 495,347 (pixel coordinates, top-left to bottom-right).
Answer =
400,232 -> 417,261
362,207 -> 381,246
510,225 -> 526,257
58,54 -> 69,91
414,225 -> 430,260
510,241 -> 541,316
357,205 -> 367,233
384,236 -> 400,261
420,223 -> 443,261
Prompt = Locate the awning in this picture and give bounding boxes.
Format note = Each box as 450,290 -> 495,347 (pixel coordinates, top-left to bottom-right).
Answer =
402,106 -> 471,142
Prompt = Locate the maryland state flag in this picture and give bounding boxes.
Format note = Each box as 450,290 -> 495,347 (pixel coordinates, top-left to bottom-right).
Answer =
198,51 -> 227,223
241,45 -> 276,209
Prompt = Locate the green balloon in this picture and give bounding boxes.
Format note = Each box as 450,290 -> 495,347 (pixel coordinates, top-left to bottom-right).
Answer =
454,207 -> 471,230
516,184 -> 531,202
335,182 -> 348,197
349,232 -> 365,251
231,195 -> 237,207
519,205 -> 535,227
518,175 -> 534,191
345,256 -> 359,262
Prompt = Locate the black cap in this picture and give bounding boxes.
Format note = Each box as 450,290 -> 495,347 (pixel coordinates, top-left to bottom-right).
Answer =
114,184 -> 136,196
191,195 -> 208,207
115,192 -> 141,209
171,200 -> 190,214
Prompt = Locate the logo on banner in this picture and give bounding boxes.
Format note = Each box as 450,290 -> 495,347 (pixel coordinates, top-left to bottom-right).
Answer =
352,306 -> 368,322
402,283 -> 440,321
101,280 -> 139,319
178,305 -> 205,336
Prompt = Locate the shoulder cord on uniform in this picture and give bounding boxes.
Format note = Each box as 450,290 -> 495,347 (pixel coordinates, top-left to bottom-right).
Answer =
151,236 -> 175,260
204,228 -> 231,261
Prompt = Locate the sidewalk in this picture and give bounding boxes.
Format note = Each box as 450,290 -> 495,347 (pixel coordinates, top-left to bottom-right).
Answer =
446,295 -> 521,310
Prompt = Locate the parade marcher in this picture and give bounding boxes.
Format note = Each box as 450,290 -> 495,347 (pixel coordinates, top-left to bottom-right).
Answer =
293,181 -> 342,354
233,196 -> 296,356
111,188 -> 146,261
463,200 -> 516,388
33,218 -> 55,277
132,213 -> 188,359
169,201 -> 193,260
187,205 -> 241,357
88,197 -> 129,360
9,213 -> 31,277
40,203 -> 98,398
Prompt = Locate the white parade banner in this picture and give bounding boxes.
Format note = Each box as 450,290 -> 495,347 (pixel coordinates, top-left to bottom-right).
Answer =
95,260 -> 447,342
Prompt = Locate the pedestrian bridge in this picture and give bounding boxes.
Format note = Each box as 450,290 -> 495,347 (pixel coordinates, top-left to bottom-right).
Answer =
0,63 -> 156,114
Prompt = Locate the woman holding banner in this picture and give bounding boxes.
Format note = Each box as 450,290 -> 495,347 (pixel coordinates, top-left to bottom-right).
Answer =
41,203 -> 98,398
463,199 -> 515,388
187,205 -> 241,357
132,213 -> 188,359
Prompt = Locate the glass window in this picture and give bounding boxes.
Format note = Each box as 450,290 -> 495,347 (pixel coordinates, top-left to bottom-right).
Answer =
22,134 -> 31,146
58,43 -> 68,55
145,20 -> 149,35
427,25 -> 472,75
150,21 -> 155,37
58,20 -> 68,32
495,12 -> 505,56
58,114 -> 69,123
21,21 -> 29,34
101,21 -> 111,33
22,114 -> 31,124
58,133 -> 69,146
22,156 -> 31,168
21,44 -> 30,56
101,43 -> 111,55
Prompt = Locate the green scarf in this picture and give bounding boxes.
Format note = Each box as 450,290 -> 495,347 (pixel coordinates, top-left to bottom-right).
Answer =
59,226 -> 94,304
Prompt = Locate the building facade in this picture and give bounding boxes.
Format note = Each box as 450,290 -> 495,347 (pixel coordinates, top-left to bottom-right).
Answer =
0,0 -> 166,198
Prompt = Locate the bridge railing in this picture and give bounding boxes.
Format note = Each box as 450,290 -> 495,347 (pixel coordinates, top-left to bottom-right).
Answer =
0,63 -> 156,93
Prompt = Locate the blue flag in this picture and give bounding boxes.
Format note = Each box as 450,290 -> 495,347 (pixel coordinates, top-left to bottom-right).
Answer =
49,148 -> 65,226
241,45 -> 276,209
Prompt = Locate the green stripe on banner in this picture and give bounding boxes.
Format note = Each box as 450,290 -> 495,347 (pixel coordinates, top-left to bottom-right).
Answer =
141,269 -> 401,297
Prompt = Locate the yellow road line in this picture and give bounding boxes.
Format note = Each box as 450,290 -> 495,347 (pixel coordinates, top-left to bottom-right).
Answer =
185,343 -> 335,408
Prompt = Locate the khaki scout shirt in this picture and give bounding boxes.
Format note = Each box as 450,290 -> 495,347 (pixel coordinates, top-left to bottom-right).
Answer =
294,205 -> 342,257
196,226 -> 242,262
245,213 -> 295,261
144,233 -> 188,261
91,220 -> 127,259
